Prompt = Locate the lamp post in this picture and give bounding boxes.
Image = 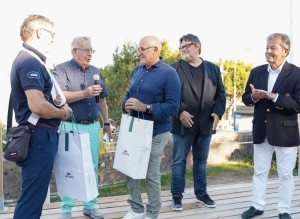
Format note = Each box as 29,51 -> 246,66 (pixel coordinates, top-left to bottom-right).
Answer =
233,60 -> 238,131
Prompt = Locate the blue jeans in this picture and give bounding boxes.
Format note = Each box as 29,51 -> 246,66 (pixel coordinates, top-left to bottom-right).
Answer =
14,125 -> 58,219
171,133 -> 212,199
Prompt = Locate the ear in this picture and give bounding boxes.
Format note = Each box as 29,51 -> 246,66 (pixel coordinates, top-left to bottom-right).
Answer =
36,28 -> 42,39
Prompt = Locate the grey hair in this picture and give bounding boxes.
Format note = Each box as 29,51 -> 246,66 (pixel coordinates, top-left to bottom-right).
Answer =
267,33 -> 290,55
179,34 -> 201,54
71,36 -> 91,50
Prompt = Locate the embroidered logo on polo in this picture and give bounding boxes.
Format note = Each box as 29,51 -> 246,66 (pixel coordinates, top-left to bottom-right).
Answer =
27,71 -> 40,79
122,150 -> 129,156
65,172 -> 74,179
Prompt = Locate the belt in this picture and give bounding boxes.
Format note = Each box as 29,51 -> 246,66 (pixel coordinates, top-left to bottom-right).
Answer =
36,122 -> 59,130
67,119 -> 99,125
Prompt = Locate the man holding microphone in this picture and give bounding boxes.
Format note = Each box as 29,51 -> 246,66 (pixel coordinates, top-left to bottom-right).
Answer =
53,36 -> 111,219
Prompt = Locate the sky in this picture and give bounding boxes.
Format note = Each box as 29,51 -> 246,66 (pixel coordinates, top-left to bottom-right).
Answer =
0,0 -> 299,122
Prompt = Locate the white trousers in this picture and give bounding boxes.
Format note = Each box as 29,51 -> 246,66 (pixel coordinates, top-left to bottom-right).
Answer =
251,140 -> 297,214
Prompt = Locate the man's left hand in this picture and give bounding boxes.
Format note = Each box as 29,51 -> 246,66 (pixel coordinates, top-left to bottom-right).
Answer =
211,113 -> 220,131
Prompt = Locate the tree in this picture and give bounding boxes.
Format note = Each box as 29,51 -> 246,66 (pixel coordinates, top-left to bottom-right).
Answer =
161,40 -> 181,64
216,59 -> 253,122
100,42 -> 139,125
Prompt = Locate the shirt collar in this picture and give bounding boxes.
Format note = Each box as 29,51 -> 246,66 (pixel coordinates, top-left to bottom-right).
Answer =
143,56 -> 164,70
71,58 -> 89,72
267,60 -> 286,74
23,43 -> 46,63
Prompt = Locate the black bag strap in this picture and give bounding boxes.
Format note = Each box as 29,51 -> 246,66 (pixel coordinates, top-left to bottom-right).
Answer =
7,92 -> 13,130
6,92 -> 36,131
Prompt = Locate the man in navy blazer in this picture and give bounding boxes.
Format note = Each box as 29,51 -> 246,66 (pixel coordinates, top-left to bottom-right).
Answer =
241,33 -> 300,219
170,34 -> 226,211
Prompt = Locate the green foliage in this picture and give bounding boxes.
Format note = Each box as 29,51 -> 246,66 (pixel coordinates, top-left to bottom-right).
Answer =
161,40 -> 181,64
100,42 -> 140,126
219,59 -> 253,99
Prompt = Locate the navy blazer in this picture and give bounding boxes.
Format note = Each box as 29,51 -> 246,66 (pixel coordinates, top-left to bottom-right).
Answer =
242,62 -> 300,146
171,59 -> 226,136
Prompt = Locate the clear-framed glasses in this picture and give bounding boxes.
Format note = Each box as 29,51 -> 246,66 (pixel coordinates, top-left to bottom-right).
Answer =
75,48 -> 96,53
137,46 -> 155,52
179,43 -> 194,51
40,28 -> 55,40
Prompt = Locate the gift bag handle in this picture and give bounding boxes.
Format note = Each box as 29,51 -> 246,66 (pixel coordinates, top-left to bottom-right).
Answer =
59,113 -> 78,134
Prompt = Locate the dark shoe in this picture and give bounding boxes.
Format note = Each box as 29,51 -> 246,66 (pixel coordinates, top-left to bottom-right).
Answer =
171,197 -> 183,211
196,194 -> 216,208
279,213 -> 292,219
241,206 -> 264,219
83,208 -> 104,219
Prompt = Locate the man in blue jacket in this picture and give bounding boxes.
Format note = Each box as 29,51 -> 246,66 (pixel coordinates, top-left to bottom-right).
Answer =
121,35 -> 181,219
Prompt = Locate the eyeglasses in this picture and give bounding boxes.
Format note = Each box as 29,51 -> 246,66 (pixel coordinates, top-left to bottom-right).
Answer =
75,48 -> 96,53
137,46 -> 155,52
40,28 -> 55,40
179,43 -> 194,51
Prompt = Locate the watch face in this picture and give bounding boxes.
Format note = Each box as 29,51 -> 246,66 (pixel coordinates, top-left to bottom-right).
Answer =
146,104 -> 151,109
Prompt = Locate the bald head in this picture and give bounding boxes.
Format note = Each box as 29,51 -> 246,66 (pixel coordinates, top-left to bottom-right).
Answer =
139,35 -> 162,53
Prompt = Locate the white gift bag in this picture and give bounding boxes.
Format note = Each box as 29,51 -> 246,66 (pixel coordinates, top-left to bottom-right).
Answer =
54,130 -> 98,202
113,114 -> 153,179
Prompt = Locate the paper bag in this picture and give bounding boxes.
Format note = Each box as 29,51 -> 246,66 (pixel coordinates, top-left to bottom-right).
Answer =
54,130 -> 98,202
113,114 -> 153,179
99,128 -> 106,156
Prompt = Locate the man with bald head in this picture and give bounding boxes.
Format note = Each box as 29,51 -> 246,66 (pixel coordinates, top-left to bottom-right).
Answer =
121,35 -> 181,219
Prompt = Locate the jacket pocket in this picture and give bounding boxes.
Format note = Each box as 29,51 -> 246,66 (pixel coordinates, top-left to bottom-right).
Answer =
283,120 -> 298,127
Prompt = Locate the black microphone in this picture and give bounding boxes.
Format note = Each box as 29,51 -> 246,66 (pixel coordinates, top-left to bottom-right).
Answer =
93,74 -> 100,103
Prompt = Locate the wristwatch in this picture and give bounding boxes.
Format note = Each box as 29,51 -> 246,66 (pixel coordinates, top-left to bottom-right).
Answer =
146,104 -> 151,113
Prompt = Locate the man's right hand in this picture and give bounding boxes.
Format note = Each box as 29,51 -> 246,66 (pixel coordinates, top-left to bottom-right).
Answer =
250,84 -> 266,101
60,104 -> 72,120
85,85 -> 102,98
179,110 -> 194,128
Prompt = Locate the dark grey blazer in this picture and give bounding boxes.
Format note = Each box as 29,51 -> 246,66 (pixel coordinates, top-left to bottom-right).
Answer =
171,59 -> 226,136
242,62 -> 300,146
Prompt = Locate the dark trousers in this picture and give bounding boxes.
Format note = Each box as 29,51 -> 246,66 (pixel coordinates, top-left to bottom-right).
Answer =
14,125 -> 58,219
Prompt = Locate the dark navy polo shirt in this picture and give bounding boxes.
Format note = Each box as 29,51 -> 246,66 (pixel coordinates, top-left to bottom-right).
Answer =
53,59 -> 109,122
122,58 -> 181,136
10,44 -> 61,126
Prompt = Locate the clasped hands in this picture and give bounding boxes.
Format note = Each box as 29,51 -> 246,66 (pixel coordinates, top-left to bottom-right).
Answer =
250,84 -> 276,101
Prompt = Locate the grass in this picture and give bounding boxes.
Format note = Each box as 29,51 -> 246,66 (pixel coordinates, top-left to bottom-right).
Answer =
50,161 -> 278,202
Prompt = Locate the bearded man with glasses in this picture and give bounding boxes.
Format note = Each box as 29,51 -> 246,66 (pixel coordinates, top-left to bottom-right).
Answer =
170,33 -> 226,211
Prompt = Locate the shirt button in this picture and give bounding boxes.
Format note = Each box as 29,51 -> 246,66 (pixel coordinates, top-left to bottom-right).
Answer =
266,109 -> 270,112
264,120 -> 267,123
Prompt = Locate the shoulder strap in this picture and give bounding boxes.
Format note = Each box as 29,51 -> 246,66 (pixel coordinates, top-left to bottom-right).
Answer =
7,92 -> 13,129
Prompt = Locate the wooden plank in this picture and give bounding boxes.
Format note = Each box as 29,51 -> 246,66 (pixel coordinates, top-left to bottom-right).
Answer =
0,178 -> 299,219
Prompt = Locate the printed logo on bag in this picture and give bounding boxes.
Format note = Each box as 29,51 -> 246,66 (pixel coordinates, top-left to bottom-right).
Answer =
65,172 -> 74,179
122,150 -> 129,156
27,71 -> 40,79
